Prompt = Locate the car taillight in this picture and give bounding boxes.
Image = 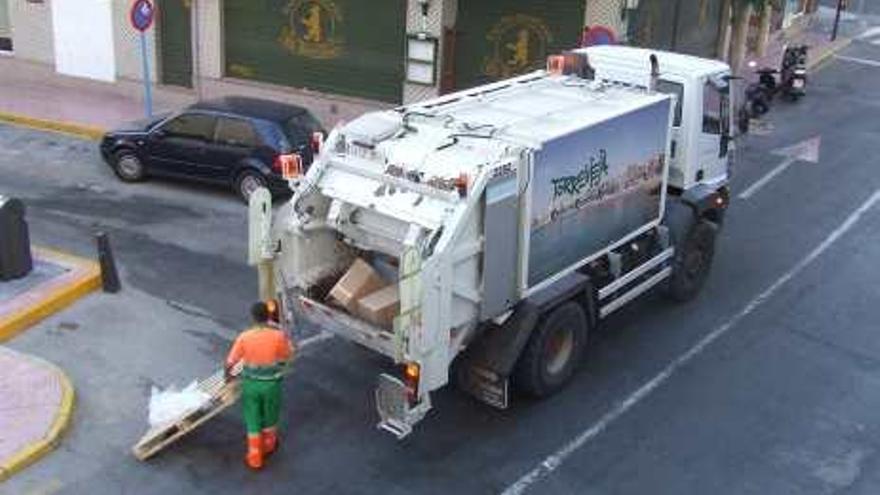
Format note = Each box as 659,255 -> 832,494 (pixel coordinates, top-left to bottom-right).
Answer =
310,131 -> 325,154
403,362 -> 420,403
273,153 -> 303,179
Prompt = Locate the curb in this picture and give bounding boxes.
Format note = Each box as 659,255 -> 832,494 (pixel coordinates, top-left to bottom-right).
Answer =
808,37 -> 853,71
0,353 -> 76,481
0,110 -> 105,141
0,247 -> 102,342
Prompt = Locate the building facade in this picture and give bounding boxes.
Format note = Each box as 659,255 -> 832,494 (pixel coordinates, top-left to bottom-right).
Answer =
2,0 -> 728,121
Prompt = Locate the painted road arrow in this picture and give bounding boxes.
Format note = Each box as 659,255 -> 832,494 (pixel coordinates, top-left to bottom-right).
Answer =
739,136 -> 821,200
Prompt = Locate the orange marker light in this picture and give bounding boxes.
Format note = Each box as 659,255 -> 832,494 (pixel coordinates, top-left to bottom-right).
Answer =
403,362 -> 420,403
454,173 -> 469,198
547,55 -> 565,74
276,153 -> 303,180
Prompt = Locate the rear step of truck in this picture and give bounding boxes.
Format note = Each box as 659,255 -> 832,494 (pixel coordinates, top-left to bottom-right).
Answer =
375,374 -> 432,439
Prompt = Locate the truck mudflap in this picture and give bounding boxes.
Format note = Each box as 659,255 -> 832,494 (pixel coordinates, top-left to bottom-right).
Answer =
375,374 -> 432,439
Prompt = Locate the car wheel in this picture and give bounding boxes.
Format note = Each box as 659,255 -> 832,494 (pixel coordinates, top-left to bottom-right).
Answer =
514,302 -> 588,398
235,170 -> 267,203
113,150 -> 145,182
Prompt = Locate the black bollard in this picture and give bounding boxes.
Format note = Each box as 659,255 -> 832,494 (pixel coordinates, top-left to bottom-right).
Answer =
0,196 -> 33,281
96,232 -> 121,293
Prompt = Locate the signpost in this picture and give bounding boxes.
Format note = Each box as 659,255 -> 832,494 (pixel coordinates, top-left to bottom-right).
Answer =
130,0 -> 155,118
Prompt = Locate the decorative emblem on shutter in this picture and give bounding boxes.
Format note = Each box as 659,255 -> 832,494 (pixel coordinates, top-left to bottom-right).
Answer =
279,0 -> 345,60
483,14 -> 552,80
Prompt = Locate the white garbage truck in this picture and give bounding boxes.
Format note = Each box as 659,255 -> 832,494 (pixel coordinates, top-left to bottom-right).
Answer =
259,46 -> 732,438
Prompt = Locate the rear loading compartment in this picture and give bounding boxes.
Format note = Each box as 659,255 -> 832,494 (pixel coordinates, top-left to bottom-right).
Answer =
294,251 -> 403,358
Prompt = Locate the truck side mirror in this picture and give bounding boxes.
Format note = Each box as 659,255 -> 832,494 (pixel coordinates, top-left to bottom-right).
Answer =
720,133 -> 731,157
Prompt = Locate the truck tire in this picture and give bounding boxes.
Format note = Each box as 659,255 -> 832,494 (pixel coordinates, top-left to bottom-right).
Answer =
514,302 -> 588,398
667,219 -> 717,302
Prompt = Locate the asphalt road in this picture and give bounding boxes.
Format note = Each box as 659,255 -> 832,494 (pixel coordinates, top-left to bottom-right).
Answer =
3,29 -> 880,495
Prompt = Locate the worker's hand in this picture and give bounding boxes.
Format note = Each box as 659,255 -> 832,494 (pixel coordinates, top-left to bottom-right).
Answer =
224,365 -> 234,382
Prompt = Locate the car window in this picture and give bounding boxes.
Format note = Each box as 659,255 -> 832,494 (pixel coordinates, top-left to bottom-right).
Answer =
284,112 -> 323,143
162,113 -> 216,141
656,79 -> 683,127
259,122 -> 293,152
215,117 -> 259,147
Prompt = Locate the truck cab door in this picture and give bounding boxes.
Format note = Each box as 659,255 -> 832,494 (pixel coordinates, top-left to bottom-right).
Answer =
696,77 -> 731,184
655,79 -> 685,186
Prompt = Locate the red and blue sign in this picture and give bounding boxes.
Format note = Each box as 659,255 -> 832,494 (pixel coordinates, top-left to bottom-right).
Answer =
580,26 -> 617,47
130,0 -> 155,33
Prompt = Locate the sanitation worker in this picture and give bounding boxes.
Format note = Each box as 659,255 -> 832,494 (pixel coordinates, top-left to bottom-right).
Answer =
226,301 -> 294,470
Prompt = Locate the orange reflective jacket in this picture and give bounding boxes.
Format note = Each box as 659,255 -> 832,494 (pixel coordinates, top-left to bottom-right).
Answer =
226,327 -> 293,376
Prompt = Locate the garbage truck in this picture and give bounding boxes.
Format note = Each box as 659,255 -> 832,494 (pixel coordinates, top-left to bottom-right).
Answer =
257,46 -> 733,438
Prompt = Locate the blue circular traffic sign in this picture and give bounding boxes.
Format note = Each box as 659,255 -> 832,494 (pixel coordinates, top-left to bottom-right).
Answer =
130,0 -> 155,32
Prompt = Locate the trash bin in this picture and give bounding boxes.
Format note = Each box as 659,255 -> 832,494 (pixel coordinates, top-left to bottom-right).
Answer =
0,195 -> 33,280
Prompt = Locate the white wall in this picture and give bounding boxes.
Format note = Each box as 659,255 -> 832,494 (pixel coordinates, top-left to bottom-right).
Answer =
9,0 -> 54,63
195,0 -> 222,79
51,0 -> 116,81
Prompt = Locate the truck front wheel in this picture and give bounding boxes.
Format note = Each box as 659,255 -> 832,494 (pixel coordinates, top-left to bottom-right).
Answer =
667,219 -> 717,302
515,302 -> 588,398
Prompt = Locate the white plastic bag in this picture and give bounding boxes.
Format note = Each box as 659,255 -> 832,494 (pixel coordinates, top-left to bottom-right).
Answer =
148,381 -> 211,428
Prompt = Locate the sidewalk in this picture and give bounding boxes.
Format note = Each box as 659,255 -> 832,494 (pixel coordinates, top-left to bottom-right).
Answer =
0,57 -> 193,138
0,346 -> 75,481
739,14 -> 853,80
0,57 -> 386,140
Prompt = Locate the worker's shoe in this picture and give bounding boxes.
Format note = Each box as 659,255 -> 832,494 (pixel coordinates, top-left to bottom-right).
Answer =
245,436 -> 263,470
262,428 -> 278,455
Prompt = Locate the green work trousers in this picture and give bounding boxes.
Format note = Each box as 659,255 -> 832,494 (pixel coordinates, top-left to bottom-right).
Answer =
241,378 -> 282,435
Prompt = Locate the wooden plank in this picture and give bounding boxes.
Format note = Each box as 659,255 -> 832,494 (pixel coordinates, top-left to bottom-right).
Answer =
132,371 -> 241,461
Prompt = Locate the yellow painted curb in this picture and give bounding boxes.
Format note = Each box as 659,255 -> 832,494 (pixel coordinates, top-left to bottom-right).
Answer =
808,38 -> 853,71
0,356 -> 75,482
0,247 -> 102,342
0,111 -> 105,141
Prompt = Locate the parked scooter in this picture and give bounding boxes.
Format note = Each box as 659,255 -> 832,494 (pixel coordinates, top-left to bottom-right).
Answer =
781,44 -> 808,100
743,44 -> 809,120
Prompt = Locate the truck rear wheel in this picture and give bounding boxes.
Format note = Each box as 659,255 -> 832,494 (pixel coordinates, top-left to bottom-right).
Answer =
514,302 -> 588,398
667,219 -> 717,302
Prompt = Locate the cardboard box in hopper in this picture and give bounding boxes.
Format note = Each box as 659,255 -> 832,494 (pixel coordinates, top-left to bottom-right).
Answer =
356,285 -> 400,328
328,258 -> 386,313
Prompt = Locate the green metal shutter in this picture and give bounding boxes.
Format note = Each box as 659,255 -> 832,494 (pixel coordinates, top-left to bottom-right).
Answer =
631,0 -> 677,51
674,0 -> 723,57
630,0 -> 722,58
159,0 -> 193,88
224,0 -> 405,103
453,0 -> 585,90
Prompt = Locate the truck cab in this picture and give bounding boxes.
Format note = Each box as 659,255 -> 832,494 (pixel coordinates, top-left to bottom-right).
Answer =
579,45 -> 732,206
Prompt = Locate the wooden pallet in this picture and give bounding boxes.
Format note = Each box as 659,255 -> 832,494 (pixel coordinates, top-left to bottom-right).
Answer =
132,370 -> 241,461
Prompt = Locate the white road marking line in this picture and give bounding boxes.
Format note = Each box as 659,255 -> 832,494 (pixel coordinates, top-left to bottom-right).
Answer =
501,189 -> 880,495
857,26 -> 880,40
738,157 -> 797,199
739,137 -> 820,200
298,331 -> 334,349
834,54 -> 880,68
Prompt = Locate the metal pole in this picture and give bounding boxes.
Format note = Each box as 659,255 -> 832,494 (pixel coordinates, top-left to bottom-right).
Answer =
140,31 -> 154,118
191,0 -> 202,100
831,0 -> 844,41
